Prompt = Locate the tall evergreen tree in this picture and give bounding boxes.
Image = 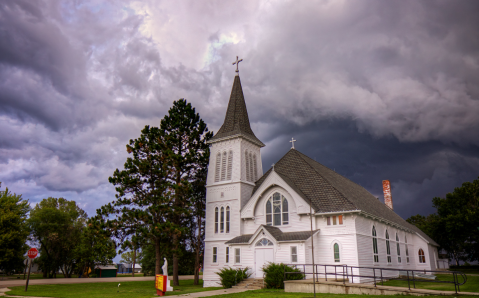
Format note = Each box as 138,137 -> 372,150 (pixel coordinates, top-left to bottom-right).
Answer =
0,183 -> 30,275
159,98 -> 212,286
104,125 -> 173,275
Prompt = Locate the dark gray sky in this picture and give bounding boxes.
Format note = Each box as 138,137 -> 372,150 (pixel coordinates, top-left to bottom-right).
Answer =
1,0 -> 478,220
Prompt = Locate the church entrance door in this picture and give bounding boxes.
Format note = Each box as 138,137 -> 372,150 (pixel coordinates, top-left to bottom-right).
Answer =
255,248 -> 274,278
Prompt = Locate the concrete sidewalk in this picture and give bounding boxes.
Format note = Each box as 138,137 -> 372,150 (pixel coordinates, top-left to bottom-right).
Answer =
0,275 -> 200,289
161,288 -> 250,297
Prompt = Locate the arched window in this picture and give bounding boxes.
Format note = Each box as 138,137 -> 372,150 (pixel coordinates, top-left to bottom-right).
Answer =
396,233 -> 401,263
253,154 -> 258,181
418,249 -> 426,263
215,153 -> 221,182
245,151 -> 250,181
221,152 -> 227,181
249,152 -> 254,181
214,207 -> 219,233
334,243 -> 340,262
266,192 -> 289,226
220,207 -> 224,233
226,206 -> 230,233
255,238 -> 273,246
372,226 -> 378,262
405,236 -> 409,263
227,151 -> 233,180
386,230 -> 391,263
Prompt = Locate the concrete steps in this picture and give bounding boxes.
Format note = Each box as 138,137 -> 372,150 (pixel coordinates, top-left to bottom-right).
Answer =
232,278 -> 265,289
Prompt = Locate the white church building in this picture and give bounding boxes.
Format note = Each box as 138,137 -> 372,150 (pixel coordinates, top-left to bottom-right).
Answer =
202,66 -> 439,287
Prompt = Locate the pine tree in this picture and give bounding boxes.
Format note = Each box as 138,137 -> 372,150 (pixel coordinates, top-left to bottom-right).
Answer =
159,99 -> 212,286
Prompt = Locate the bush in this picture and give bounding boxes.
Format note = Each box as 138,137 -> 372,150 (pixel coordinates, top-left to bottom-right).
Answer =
89,273 -> 98,278
215,267 -> 251,288
263,263 -> 304,289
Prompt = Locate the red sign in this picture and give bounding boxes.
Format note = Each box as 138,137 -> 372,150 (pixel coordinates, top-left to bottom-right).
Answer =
155,274 -> 166,296
27,248 -> 38,259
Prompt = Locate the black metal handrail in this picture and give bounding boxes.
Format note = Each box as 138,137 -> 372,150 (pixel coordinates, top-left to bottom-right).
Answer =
282,263 -> 467,294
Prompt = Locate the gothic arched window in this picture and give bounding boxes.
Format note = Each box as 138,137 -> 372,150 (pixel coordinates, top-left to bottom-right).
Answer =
226,206 -> 230,233
334,243 -> 340,262
255,238 -> 273,246
418,249 -> 426,263
266,192 -> 289,226
227,151 -> 233,180
245,151 -> 250,181
214,207 -> 219,233
396,233 -> 401,263
405,236 -> 410,263
220,207 -> 224,233
221,152 -> 227,181
386,230 -> 391,263
215,153 -> 221,182
372,226 -> 378,262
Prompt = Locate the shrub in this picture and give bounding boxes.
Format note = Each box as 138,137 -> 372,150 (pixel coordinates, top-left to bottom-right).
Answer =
215,267 -> 251,288
89,273 -> 98,278
263,262 -> 304,289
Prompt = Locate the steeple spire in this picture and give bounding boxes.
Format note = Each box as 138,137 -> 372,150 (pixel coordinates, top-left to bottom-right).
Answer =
209,73 -> 264,147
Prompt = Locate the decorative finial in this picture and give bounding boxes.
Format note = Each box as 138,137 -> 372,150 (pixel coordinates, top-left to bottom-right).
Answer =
290,138 -> 296,149
232,56 -> 243,75
272,163 -> 275,171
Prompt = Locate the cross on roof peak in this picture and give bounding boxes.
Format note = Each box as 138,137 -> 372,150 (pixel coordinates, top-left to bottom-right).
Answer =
232,56 -> 243,74
290,138 -> 296,149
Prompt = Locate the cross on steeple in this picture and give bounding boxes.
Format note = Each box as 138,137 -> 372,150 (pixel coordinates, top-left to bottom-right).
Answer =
232,56 -> 243,74
290,138 -> 296,149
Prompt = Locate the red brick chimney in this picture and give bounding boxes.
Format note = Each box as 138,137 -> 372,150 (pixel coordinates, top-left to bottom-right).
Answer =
382,180 -> 393,210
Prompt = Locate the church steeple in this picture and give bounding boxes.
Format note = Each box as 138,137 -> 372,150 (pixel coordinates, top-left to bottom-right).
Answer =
210,75 -> 265,147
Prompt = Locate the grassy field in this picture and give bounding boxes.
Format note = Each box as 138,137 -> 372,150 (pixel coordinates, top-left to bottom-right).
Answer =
7,279 -> 221,297
382,274 -> 479,293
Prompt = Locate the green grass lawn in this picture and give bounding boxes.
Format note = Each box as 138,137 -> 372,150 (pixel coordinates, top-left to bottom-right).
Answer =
382,274 -> 479,293
10,273 -> 66,280
450,268 -> 479,275
7,279 -> 221,298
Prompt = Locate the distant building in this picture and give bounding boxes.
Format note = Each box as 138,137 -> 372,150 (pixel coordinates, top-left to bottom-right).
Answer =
117,263 -> 141,274
94,264 -> 117,278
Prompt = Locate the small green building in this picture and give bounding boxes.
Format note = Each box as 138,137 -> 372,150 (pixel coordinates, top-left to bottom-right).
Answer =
94,265 -> 117,278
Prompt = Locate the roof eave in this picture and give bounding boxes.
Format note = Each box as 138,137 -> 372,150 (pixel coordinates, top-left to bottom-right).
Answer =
208,133 -> 265,147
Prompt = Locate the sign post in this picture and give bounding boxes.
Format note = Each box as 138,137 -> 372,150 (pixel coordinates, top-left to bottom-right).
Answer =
25,248 -> 38,292
155,274 -> 167,296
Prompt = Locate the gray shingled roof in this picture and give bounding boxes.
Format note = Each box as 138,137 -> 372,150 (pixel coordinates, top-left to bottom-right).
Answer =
225,225 -> 316,244
250,149 -> 438,246
209,75 -> 264,147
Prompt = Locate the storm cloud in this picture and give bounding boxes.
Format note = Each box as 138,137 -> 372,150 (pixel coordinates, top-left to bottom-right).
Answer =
0,0 -> 478,219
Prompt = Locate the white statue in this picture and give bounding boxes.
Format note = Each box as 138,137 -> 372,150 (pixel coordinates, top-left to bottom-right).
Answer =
162,258 -> 168,276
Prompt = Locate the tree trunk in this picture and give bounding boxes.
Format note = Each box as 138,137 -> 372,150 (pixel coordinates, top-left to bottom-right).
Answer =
132,247 -> 136,277
194,214 -> 202,285
173,233 -> 179,286
155,237 -> 161,275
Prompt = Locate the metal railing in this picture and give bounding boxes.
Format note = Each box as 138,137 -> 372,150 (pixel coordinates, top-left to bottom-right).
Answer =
283,263 -> 467,294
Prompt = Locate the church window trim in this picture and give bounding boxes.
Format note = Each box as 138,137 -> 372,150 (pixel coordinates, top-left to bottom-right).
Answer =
386,230 -> 391,263
396,233 -> 401,263
245,151 -> 250,181
405,236 -> 410,263
215,153 -> 221,182
226,206 -> 230,233
235,248 -> 241,264
221,151 -> 227,181
291,246 -> 298,263
418,248 -> 426,264
255,238 -> 274,247
214,207 -> 219,234
213,247 -> 218,263
372,226 -> 379,263
220,207 -> 225,233
227,151 -> 233,180
265,192 -> 289,226
327,215 -> 343,226
334,243 -> 340,263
